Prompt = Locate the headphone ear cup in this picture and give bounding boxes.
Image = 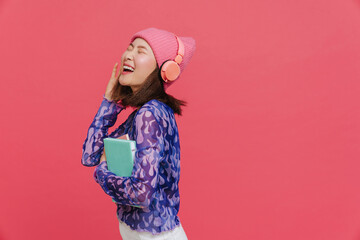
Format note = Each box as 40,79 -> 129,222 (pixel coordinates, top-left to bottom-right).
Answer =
161,60 -> 181,82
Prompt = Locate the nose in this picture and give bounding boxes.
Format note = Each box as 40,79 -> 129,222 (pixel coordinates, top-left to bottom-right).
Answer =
123,50 -> 134,61
125,53 -> 133,60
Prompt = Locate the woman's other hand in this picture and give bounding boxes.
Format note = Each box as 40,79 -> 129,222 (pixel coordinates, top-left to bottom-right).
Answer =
104,62 -> 121,101
100,151 -> 107,163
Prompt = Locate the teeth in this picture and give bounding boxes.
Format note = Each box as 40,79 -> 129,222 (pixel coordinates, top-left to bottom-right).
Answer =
123,65 -> 134,72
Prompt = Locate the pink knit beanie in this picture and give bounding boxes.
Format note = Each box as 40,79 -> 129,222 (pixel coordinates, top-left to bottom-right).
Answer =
130,27 -> 196,90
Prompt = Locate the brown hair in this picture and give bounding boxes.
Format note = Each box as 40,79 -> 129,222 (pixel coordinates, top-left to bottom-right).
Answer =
110,65 -> 186,115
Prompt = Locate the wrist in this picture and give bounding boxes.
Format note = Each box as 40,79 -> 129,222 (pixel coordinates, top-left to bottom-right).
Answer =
104,94 -> 112,101
103,94 -> 114,102
102,94 -> 125,110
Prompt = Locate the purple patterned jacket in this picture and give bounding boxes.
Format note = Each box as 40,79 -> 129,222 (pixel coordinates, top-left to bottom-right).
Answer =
81,96 -> 182,234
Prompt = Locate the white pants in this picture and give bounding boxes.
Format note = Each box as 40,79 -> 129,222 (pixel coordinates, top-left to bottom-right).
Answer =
119,221 -> 188,240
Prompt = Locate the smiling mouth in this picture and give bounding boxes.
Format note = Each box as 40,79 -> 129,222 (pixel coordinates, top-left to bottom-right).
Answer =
122,69 -> 133,75
123,65 -> 135,72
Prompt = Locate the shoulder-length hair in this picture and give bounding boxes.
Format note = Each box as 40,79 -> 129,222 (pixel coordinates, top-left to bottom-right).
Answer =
110,65 -> 186,115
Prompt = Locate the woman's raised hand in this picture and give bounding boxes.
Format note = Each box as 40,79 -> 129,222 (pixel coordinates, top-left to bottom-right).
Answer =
104,62 -> 121,101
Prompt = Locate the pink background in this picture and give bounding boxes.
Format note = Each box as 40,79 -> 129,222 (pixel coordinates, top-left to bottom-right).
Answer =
1,0 -> 360,239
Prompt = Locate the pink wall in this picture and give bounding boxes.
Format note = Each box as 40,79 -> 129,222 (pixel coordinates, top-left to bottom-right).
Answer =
1,0 -> 360,239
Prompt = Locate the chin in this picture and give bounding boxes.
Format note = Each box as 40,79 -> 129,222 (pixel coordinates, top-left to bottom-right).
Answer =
119,77 -> 130,86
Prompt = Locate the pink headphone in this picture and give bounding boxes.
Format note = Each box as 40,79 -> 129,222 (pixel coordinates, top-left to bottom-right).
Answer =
160,35 -> 184,82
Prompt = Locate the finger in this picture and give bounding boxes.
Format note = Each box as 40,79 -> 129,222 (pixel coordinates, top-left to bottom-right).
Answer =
100,154 -> 106,162
111,63 -> 118,78
116,64 -> 123,79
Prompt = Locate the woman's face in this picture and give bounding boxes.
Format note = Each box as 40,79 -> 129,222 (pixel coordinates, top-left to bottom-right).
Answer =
119,38 -> 157,92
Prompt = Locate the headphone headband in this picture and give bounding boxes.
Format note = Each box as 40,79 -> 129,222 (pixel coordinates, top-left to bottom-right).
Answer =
174,36 -> 184,65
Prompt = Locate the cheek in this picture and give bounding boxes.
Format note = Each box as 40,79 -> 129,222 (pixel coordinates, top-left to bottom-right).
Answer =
137,57 -> 156,73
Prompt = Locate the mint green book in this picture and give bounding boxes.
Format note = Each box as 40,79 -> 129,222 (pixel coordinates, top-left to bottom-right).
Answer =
103,136 -> 142,207
104,137 -> 136,177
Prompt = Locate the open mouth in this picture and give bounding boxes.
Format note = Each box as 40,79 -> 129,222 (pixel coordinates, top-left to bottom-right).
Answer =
122,65 -> 135,74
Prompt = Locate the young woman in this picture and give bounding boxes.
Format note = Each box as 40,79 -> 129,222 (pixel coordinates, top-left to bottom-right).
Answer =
81,27 -> 196,239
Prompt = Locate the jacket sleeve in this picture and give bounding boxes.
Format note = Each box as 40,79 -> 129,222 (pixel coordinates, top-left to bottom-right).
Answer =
93,107 -> 164,208
81,95 -> 125,167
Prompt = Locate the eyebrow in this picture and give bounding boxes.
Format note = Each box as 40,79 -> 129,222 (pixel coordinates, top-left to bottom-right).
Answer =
129,43 -> 148,50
